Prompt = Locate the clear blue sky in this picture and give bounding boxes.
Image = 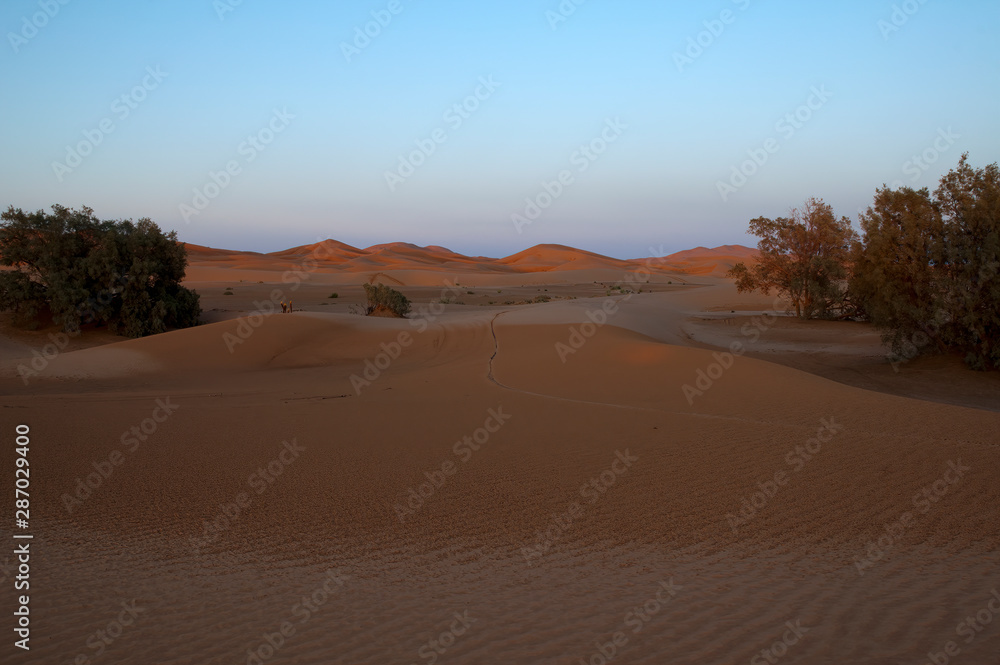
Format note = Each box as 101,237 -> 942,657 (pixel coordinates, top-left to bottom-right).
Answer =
1,0 -> 997,258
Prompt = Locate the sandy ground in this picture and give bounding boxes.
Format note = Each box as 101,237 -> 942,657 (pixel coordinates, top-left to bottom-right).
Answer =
0,243 -> 997,665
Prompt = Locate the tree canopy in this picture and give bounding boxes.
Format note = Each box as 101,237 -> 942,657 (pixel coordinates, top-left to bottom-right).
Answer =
0,205 -> 200,337
727,198 -> 857,319
730,155 -> 999,370
852,155 -> 999,370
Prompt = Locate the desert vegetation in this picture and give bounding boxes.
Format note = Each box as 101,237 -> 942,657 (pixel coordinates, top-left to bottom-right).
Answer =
729,155 -> 999,369
0,205 -> 200,337
363,283 -> 411,317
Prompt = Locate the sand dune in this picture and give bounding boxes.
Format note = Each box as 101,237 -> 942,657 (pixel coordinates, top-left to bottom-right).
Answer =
270,239 -> 369,262
180,239 -> 754,285
1,243 -> 997,665
656,244 -> 759,276
497,243 -> 633,272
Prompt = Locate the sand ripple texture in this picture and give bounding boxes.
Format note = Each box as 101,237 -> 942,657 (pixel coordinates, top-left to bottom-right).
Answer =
2,309 -> 999,664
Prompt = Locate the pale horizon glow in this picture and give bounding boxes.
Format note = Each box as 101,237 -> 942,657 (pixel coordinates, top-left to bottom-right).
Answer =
1,0 -> 998,260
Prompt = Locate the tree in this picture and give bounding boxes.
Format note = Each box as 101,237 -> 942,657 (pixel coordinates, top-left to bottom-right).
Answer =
363,283 -> 410,317
850,186 -> 945,361
0,205 -> 201,337
727,198 -> 857,319
936,155 -> 1000,370
852,155 -> 1000,370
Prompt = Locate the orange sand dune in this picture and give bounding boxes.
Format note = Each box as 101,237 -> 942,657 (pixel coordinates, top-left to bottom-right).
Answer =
1,246 -> 996,665
180,240 -> 756,285
497,243 -> 633,272
655,244 -> 759,276
270,239 -> 369,262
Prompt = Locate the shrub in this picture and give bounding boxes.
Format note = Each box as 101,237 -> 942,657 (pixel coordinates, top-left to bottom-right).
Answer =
363,283 -> 410,317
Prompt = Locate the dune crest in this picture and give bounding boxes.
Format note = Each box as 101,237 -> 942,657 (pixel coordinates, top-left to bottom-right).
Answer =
180,239 -> 756,280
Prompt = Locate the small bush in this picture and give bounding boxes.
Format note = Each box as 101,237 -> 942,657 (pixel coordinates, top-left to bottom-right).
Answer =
363,283 -> 410,317
223,289 -> 234,295
328,292 -> 338,299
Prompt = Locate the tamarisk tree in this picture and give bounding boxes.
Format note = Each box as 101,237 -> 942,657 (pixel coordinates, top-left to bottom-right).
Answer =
728,198 -> 857,319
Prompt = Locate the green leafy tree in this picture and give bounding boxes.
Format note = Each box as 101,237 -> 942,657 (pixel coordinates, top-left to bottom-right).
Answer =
852,155 -> 1000,369
936,155 -> 1000,369
728,198 -> 857,319
0,205 -> 201,336
363,283 -> 410,317
850,186 -> 946,360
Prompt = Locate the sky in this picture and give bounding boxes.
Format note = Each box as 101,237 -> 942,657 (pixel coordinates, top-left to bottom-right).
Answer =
1,0 -> 998,259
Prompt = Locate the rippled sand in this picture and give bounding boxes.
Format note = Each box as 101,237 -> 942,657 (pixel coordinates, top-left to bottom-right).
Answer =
3,284 -> 999,664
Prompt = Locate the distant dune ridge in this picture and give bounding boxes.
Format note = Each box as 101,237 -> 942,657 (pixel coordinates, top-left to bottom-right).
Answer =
183,240 -> 756,281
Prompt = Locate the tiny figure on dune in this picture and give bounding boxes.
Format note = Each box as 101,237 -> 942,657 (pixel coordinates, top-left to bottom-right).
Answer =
288,300 -> 293,313
281,301 -> 287,314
